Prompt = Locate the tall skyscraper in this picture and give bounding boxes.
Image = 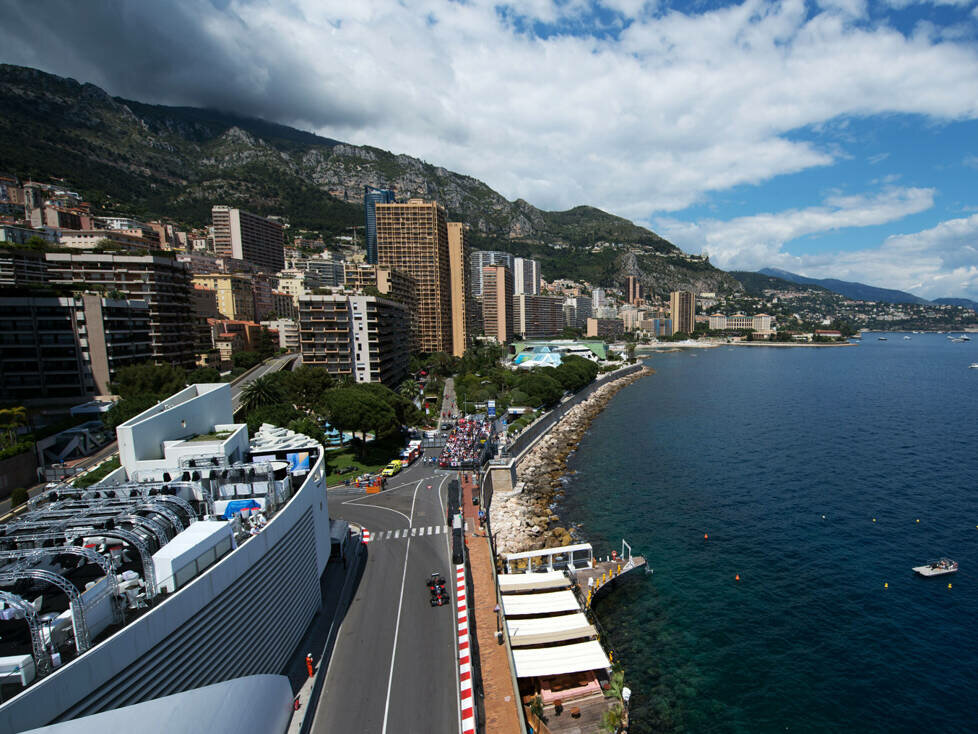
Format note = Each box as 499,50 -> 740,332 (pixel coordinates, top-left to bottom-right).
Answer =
364,186 -> 395,265
447,222 -> 474,358
513,257 -> 541,295
470,250 -> 514,298
211,206 -> 284,272
670,290 -> 696,336
376,199 -> 453,353
482,265 -> 514,344
591,287 -> 607,308
625,275 -> 642,305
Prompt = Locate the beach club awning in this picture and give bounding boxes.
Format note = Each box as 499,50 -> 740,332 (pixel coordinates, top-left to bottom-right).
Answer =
512,640 -> 611,678
501,590 -> 580,617
497,571 -> 570,594
507,613 -> 596,647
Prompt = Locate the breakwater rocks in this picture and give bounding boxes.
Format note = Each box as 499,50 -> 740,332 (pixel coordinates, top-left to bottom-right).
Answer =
490,366 -> 653,553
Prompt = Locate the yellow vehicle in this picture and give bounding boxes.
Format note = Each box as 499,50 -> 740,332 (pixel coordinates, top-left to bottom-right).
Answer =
381,460 -> 403,477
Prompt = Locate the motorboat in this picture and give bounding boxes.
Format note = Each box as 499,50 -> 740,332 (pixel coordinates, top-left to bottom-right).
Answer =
878,336 -> 888,341
969,363 -> 978,369
912,559 -> 958,577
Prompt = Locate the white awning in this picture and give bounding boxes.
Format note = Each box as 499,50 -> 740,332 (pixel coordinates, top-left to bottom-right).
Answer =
501,590 -> 580,617
508,613 -> 596,647
512,640 -> 611,678
501,542 -> 592,562
498,571 -> 570,594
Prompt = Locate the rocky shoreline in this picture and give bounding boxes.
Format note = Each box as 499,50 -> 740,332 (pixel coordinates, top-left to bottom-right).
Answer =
490,366 -> 653,553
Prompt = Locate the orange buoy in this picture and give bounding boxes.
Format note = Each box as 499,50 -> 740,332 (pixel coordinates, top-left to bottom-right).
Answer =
735,573 -> 740,581
704,533 -> 709,540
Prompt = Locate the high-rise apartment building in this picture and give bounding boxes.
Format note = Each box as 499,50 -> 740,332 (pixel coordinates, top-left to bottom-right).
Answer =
625,275 -> 642,305
364,186 -> 395,265
514,294 -> 565,339
513,257 -> 541,296
482,265 -> 514,344
299,294 -> 409,385
447,222 -> 474,358
470,250 -> 514,299
191,274 -> 255,322
211,206 -> 284,272
375,199 -> 453,353
591,287 -> 607,308
45,252 -> 196,368
564,296 -> 593,330
0,294 -> 151,402
669,290 -> 696,336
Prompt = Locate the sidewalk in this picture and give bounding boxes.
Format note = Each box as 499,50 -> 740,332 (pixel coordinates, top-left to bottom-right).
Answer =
461,473 -> 522,734
286,536 -> 365,733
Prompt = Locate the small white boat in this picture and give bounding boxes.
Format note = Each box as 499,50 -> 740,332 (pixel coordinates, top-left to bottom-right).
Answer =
913,559 -> 958,577
904,336 -> 911,340
970,363 -> 978,369
878,337 -> 888,341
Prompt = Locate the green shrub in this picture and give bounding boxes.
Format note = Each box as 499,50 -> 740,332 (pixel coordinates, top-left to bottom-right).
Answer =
9,487 -> 29,508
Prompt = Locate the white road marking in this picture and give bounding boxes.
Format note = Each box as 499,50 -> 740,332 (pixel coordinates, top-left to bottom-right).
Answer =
381,478 -> 422,734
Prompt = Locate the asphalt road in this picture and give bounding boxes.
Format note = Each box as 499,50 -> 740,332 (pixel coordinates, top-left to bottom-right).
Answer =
314,452 -> 461,734
230,353 -> 296,412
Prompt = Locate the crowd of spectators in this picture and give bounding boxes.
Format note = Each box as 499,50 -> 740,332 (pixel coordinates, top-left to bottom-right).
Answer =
438,418 -> 492,468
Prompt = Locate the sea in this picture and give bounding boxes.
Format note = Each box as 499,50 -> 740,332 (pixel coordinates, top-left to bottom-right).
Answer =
560,333 -> 978,734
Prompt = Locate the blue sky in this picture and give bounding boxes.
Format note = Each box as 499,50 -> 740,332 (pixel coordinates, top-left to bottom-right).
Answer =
1,0 -> 976,298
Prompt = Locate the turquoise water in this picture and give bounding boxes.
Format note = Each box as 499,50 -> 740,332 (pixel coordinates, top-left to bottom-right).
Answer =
561,335 -> 978,733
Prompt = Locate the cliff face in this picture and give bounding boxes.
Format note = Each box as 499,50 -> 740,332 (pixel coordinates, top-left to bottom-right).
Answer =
0,63 -> 741,294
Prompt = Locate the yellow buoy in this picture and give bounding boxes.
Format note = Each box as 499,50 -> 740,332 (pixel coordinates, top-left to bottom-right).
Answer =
916,518 -> 920,523
884,582 -> 888,588
948,583 -> 952,589
873,518 -> 876,522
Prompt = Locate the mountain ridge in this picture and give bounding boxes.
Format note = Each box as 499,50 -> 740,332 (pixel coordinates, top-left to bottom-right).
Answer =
758,268 -> 931,305
0,63 -> 745,296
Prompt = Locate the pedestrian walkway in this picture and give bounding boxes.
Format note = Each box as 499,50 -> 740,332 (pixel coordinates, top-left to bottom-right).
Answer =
460,474 -> 522,734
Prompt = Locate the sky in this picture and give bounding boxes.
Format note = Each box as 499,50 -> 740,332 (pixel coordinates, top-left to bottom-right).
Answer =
1,0 -> 977,300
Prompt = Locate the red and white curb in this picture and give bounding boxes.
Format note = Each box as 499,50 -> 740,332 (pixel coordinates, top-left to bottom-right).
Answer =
361,529 -> 372,544
456,564 -> 475,734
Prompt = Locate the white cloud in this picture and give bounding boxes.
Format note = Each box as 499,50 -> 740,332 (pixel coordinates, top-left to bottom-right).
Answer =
657,191 -> 978,299
3,0 -> 978,218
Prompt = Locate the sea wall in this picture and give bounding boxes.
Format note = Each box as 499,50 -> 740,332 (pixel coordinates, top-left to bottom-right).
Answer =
489,365 -> 652,553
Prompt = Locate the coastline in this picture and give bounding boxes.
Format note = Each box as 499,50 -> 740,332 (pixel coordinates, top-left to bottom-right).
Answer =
490,365 -> 653,553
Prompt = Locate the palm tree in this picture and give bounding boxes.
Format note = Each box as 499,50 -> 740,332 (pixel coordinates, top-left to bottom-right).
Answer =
602,669 -> 626,733
239,376 -> 285,414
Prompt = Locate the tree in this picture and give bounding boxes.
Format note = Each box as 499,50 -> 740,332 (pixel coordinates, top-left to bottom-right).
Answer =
244,403 -> 303,436
286,365 -> 334,409
110,363 -> 187,400
321,388 -> 398,456
0,406 -> 28,449
9,488 -> 29,508
103,394 -> 158,430
233,351 -> 263,370
187,367 -> 221,383
239,375 -> 286,414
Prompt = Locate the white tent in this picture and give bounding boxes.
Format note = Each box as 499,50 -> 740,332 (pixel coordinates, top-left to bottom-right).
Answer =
512,640 -> 611,678
497,571 -> 570,594
501,590 -> 580,617
507,613 -> 596,647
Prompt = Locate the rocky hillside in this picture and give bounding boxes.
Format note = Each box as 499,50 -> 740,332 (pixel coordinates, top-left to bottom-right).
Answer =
0,63 -> 741,294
